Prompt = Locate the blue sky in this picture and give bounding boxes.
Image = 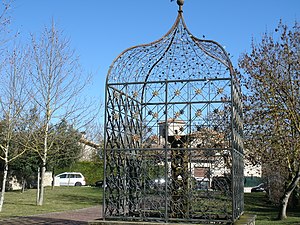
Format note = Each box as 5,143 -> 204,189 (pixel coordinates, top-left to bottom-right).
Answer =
10,0 -> 299,106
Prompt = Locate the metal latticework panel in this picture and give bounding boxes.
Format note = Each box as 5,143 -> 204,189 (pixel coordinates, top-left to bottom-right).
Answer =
103,3 -> 243,224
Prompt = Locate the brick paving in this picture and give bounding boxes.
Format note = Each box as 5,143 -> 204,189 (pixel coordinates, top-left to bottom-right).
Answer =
0,205 -> 102,225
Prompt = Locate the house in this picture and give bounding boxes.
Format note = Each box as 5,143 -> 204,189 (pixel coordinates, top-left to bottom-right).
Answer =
157,119 -> 261,189
79,133 -> 101,161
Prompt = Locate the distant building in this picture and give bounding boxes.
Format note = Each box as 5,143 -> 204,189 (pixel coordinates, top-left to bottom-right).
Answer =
157,119 -> 261,188
79,133 -> 101,161
158,119 -> 186,137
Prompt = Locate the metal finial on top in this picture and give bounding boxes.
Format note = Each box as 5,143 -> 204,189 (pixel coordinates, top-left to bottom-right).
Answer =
177,0 -> 184,12
177,0 -> 184,5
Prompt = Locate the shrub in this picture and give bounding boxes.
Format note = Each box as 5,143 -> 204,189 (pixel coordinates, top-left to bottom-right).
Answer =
56,161 -> 103,185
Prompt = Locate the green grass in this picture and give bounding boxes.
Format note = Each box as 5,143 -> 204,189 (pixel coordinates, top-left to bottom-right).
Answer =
1,187 -> 300,224
244,192 -> 300,225
0,186 -> 102,218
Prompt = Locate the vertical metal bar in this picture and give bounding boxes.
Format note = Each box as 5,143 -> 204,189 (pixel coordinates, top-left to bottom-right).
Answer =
140,93 -> 145,220
230,72 -> 235,222
102,84 -> 109,221
188,81 -> 192,219
164,80 -> 169,223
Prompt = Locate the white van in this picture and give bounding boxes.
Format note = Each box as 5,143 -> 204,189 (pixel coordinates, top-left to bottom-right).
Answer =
55,172 -> 86,186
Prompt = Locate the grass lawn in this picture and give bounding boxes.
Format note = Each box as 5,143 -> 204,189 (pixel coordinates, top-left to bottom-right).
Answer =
1,186 -> 300,224
0,186 -> 102,218
244,192 -> 300,225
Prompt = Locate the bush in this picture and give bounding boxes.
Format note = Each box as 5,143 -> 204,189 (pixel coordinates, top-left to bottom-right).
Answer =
244,176 -> 263,187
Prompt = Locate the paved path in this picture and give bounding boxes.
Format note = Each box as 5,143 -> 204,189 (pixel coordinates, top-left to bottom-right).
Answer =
0,205 -> 102,225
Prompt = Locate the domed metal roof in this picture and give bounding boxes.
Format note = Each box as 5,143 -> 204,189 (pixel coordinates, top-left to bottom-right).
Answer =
106,1 -> 233,87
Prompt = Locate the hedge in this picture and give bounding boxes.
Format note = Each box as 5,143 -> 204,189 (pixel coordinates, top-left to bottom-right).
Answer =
56,161 -> 103,185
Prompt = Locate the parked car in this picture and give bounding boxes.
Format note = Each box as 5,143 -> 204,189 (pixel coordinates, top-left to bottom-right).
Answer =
195,178 -> 209,190
95,180 -> 104,188
251,183 -> 266,192
154,178 -> 165,185
55,172 -> 86,186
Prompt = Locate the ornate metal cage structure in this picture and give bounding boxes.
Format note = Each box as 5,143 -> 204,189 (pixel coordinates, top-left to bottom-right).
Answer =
103,1 -> 244,224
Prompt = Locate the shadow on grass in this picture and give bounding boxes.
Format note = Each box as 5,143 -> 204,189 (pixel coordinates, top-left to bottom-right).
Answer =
0,216 -> 86,224
5,202 -> 37,206
244,192 -> 300,224
54,191 -> 102,205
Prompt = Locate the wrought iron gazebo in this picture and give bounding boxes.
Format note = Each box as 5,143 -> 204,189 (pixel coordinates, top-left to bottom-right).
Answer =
103,0 -> 244,224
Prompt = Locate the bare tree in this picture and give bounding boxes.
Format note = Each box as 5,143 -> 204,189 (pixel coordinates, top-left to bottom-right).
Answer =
0,0 -> 30,212
28,21 -> 97,206
0,0 -> 12,52
0,46 -> 30,212
48,119 -> 83,189
239,20 -> 300,220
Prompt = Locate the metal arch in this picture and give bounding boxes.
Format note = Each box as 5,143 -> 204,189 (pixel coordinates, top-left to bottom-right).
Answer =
106,12 -> 233,86
103,2 -> 244,224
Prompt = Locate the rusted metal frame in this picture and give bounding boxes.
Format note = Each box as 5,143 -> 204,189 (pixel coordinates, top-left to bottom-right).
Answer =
113,95 -> 127,149
233,84 -> 244,219
141,104 -> 165,132
106,13 -> 183,84
164,80 -> 169,222
227,67 -> 235,223
118,92 -> 132,149
104,89 -> 123,217
121,94 -> 137,215
144,99 -> 231,106
176,11 -> 232,68
129,99 -> 142,147
105,89 -> 121,147
166,146 -> 232,152
145,83 -> 166,104
108,77 -> 231,86
104,7 -> 243,224
103,73 -> 110,220
167,79 -> 189,104
107,90 -> 128,216
230,78 -> 244,222
232,150 -> 244,220
107,86 -> 143,149
192,38 -> 232,69
117,88 -> 144,216
117,96 -> 138,216
141,34 -> 177,103
127,99 -> 141,149
107,85 -> 142,105
107,86 -> 142,148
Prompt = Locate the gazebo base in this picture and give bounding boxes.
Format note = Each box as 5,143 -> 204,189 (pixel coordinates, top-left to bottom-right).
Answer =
89,214 -> 256,225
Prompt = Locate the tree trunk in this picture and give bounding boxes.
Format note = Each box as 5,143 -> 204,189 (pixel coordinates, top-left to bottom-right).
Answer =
37,164 -> 46,206
21,178 -> 26,193
36,166 -> 40,205
37,118 -> 49,206
51,168 -> 55,190
277,171 -> 300,220
0,160 -> 8,212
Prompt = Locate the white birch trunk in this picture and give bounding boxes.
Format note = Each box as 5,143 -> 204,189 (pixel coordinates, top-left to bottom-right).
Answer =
36,167 -> 40,205
0,157 -> 8,212
38,164 -> 46,206
37,121 -> 49,206
278,171 -> 300,220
